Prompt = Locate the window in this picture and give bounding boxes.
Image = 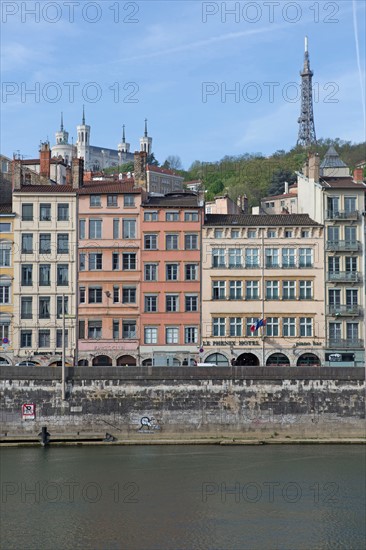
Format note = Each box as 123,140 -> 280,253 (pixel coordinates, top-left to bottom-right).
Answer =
185,327 -> 198,344
57,296 -> 68,318
56,329 -> 68,348
21,265 -> 33,286
327,226 -> 339,242
20,330 -> 32,348
39,234 -> 51,254
122,287 -> 136,304
145,295 -> 158,312
301,230 -> 309,238
38,329 -> 50,348
166,212 -> 179,222
79,286 -> 86,304
266,280 -> 279,299
185,234 -> 198,250
79,253 -> 86,271
90,195 -> 101,207
246,317 -> 257,336
329,322 -> 341,341
300,318 -> 312,337
212,248 -> 225,268
346,289 -> 358,307
113,286 -> 119,303
166,234 -> 178,250
0,321 -> 9,341
346,257 -> 357,273
79,219 -> 86,239
113,219 -> 119,239
107,194 -> 118,207
229,280 -> 242,300
214,229 -> 223,238
89,253 -> 103,270
231,230 -> 239,239
328,256 -> 340,274
166,263 -> 178,281
166,294 -> 179,312
145,327 -> 158,344
89,219 -> 102,239
245,248 -> 259,268
213,317 -> 226,337
144,263 -> 157,281
299,248 -> 312,267
285,230 -> 293,238
113,320 -> 119,339
0,285 -> 10,304
299,281 -> 312,299
57,234 -> 69,254
327,196 -> 339,217
123,219 -> 136,239
112,252 -> 119,270
265,248 -> 279,268
344,197 -> 356,214
229,317 -> 242,337
166,327 -> 179,344
185,264 -> 198,281
144,234 -> 158,250
246,280 -> 259,299
39,297 -> 50,319
267,230 -> 276,238
22,234 -> 33,253
123,253 -> 136,271
185,295 -> 198,312
57,265 -> 69,286
21,297 -> 32,319
346,323 -> 358,341
266,317 -> 279,337
282,280 -> 296,300
0,243 -> 11,267
144,211 -> 158,221
89,287 -> 102,303
22,204 -> 33,221
88,320 -> 102,339
212,280 -> 225,300
124,195 -> 135,207
123,320 -> 136,339
247,230 -> 256,238
40,204 -> 51,221
228,248 -> 242,268
58,203 -> 69,221
283,317 -> 296,337
329,289 -> 341,308
282,248 -> 296,268
0,223 -> 11,232
184,212 -> 198,222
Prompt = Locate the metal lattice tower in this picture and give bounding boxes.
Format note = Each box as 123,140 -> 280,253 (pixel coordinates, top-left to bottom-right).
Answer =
297,36 -> 317,147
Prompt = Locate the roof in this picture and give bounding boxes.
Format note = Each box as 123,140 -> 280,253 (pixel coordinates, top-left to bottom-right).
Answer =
205,214 -> 321,227
261,193 -> 298,201
146,165 -> 182,177
320,177 -> 366,189
320,146 -> 348,169
78,181 -> 141,195
16,185 -> 74,193
143,192 -> 201,208
0,204 -> 13,214
21,158 -> 67,166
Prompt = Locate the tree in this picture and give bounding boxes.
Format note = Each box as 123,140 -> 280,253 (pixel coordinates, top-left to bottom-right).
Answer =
268,169 -> 297,196
163,155 -> 183,170
147,153 -> 159,166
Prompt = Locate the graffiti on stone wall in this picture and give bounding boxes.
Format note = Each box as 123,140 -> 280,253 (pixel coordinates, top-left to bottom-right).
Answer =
138,416 -> 161,433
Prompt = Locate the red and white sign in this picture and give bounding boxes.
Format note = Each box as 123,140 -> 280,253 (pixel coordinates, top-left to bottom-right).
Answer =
22,403 -> 36,420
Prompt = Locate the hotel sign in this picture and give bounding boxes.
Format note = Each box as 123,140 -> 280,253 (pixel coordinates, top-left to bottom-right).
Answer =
202,340 -> 260,346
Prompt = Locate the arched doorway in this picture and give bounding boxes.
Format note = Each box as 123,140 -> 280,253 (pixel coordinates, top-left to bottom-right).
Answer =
205,353 -> 229,366
92,355 -> 112,366
48,361 -> 72,367
142,358 -> 152,366
236,353 -> 260,366
0,356 -> 11,366
117,355 -> 136,366
297,353 -> 321,366
266,353 -> 290,366
78,359 -> 89,366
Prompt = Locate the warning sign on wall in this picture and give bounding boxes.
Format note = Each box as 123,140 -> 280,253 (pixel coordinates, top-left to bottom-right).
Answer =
22,403 -> 36,420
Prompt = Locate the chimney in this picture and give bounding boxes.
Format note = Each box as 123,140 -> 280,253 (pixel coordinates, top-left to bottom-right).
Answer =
134,151 -> 147,188
243,194 -> 248,213
65,165 -> 71,185
39,142 -> 51,178
72,157 -> 84,189
353,168 -> 364,183
302,158 -> 309,178
12,158 -> 23,190
308,153 -> 320,182
284,181 -> 289,194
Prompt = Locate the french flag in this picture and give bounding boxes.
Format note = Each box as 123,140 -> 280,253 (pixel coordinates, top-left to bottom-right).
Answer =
251,318 -> 267,332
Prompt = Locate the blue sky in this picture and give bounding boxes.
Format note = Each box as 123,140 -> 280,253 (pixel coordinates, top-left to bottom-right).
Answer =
1,0 -> 365,169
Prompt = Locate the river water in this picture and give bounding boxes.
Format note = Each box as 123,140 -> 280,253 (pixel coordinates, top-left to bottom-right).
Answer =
1,445 -> 365,550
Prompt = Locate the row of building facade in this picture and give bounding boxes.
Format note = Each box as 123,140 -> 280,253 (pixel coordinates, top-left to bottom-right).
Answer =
0,146 -> 365,367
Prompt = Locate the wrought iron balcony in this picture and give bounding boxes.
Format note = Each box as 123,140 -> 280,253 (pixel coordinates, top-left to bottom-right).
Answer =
327,339 -> 364,349
326,240 -> 361,252
326,210 -> 359,220
327,305 -> 363,316
327,271 -> 362,283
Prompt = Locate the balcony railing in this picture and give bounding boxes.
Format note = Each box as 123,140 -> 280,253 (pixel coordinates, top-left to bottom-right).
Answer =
326,210 -> 359,220
326,241 -> 361,252
328,339 -> 364,349
327,305 -> 363,316
327,271 -> 362,283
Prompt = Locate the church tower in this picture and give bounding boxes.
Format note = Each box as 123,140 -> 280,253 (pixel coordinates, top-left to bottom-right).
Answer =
139,119 -> 152,155
297,36 -> 316,148
118,125 -> 130,154
51,112 -> 75,165
55,113 -> 69,145
76,106 -> 91,167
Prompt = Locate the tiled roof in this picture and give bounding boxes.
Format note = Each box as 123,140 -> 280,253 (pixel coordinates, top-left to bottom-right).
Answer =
146,165 -> 182,176
320,177 -> 366,189
143,192 -> 201,207
16,185 -> 74,193
261,193 -> 298,200
21,159 -> 67,166
78,181 -> 141,194
320,146 -> 348,169
205,214 -> 321,227
0,204 -> 13,214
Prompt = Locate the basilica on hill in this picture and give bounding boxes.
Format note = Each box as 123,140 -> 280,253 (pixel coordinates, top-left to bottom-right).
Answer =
51,108 -> 153,171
